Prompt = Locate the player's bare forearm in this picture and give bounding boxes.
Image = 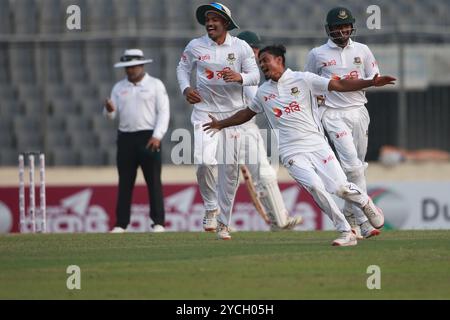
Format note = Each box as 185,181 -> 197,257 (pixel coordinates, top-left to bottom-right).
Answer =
329,74 -> 396,92
220,108 -> 256,128
203,108 -> 257,132
329,78 -> 373,92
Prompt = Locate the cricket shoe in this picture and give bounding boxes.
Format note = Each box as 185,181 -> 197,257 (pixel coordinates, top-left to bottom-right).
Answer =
152,224 -> 166,233
362,199 -> 384,229
360,221 -> 381,239
203,209 -> 218,232
216,222 -> 231,240
351,227 -> 363,240
344,212 -> 363,240
110,226 -> 126,233
332,231 -> 357,247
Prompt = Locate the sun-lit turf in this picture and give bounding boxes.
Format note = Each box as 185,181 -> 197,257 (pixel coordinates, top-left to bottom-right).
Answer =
0,230 -> 449,299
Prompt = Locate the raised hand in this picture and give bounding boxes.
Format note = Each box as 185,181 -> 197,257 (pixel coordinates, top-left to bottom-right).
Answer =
105,98 -> 115,112
372,74 -> 396,87
202,113 -> 221,137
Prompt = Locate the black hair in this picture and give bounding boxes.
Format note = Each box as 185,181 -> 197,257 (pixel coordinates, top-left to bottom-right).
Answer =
258,45 -> 286,66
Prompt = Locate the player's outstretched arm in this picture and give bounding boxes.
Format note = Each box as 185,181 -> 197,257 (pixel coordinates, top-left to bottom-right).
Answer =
203,108 -> 257,135
329,74 -> 396,92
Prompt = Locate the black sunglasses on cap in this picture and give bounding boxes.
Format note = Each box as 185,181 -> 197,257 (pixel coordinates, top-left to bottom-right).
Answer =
120,55 -> 145,62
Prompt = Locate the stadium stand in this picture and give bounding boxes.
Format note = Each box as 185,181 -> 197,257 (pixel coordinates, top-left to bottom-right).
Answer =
0,0 -> 449,166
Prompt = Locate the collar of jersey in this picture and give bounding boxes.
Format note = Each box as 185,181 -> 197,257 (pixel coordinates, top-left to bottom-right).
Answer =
268,68 -> 294,86
326,38 -> 354,49
125,73 -> 149,86
205,33 -> 232,46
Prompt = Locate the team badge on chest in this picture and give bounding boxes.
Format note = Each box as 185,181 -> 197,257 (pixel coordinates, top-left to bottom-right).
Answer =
353,57 -> 362,65
290,87 -> 300,97
227,53 -> 236,65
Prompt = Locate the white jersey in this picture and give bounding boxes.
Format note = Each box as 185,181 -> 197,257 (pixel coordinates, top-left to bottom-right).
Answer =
243,85 -> 258,124
176,33 -> 260,113
304,39 -> 379,109
104,73 -> 170,140
244,85 -> 258,106
249,68 -> 331,163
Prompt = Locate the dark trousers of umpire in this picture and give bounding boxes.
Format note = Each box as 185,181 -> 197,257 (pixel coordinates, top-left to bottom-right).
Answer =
115,130 -> 165,229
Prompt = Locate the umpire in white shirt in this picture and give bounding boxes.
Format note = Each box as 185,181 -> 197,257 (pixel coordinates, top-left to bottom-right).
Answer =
104,49 -> 170,233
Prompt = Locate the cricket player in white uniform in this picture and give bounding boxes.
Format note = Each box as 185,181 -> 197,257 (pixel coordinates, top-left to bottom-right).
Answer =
176,3 -> 260,240
304,7 -> 380,239
235,30 -> 303,231
204,45 -> 394,246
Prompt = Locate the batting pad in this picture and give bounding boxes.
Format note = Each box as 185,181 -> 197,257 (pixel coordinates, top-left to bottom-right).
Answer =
258,180 -> 289,228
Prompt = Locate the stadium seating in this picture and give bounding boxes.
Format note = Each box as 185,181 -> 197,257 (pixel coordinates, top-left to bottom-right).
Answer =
0,0 -> 449,166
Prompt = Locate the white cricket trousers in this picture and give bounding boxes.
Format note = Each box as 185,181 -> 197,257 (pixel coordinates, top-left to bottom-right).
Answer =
284,146 -> 370,232
321,105 -> 370,220
191,109 -> 246,224
239,122 -> 277,187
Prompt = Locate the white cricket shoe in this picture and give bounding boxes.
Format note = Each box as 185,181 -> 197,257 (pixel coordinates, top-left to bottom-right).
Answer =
362,199 -> 385,229
344,212 -> 363,240
351,227 -> 363,240
203,209 -> 218,232
110,227 -> 126,233
360,221 -> 381,239
153,225 -> 166,233
332,231 -> 357,247
216,222 -> 231,240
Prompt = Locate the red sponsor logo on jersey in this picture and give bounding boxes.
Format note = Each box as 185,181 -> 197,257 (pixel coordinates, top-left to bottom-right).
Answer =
322,59 -> 336,67
343,70 -> 359,80
335,131 -> 348,139
198,54 -> 211,61
331,73 -> 341,80
272,102 -> 301,118
205,67 -> 232,80
205,68 -> 214,79
264,93 -> 277,101
331,71 -> 359,80
322,154 -> 335,164
284,101 -> 301,114
273,107 -> 282,118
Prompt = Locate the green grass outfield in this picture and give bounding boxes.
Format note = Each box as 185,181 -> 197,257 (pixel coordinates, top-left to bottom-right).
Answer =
0,230 -> 449,299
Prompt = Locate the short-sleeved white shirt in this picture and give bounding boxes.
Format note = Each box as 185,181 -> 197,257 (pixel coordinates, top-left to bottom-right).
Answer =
304,39 -> 379,109
104,73 -> 170,140
249,68 -> 331,162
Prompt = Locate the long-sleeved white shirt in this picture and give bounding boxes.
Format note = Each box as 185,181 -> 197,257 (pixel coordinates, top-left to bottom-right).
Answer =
104,73 -> 170,140
304,39 -> 379,109
177,33 -> 260,113
249,69 -> 331,163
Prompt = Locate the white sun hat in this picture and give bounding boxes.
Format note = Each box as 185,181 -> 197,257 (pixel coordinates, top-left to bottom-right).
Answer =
114,49 -> 153,68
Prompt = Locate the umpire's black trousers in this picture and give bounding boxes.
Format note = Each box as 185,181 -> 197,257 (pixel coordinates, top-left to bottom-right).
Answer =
115,130 -> 165,229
